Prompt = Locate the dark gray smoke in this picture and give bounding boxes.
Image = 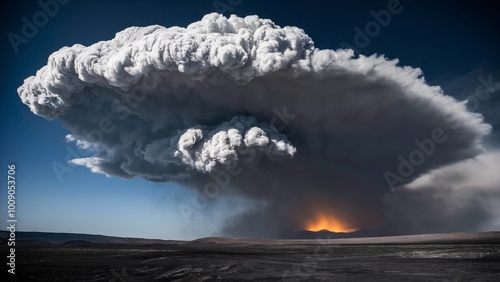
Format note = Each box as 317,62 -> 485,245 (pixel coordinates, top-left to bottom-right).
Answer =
18,13 -> 496,238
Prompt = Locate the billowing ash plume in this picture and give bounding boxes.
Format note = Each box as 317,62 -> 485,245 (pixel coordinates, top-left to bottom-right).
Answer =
18,13 -> 495,237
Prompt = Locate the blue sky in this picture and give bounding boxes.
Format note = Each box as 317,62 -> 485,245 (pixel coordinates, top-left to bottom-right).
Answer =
1,0 -> 499,240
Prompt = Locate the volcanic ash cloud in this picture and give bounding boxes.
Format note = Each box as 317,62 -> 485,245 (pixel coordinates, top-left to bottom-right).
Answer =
18,13 -> 492,237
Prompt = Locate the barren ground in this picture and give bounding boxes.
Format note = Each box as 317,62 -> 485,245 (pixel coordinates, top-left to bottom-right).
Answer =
3,232 -> 500,281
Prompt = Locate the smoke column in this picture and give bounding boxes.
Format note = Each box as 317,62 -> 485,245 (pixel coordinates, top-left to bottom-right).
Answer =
18,13 -> 494,237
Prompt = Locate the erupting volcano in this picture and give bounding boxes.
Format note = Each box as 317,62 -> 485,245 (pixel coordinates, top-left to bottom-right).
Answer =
17,13 -> 496,239
306,214 -> 358,233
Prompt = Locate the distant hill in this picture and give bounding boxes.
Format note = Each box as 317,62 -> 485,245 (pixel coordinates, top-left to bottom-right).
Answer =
294,229 -> 377,239
0,230 -> 181,244
2,230 -> 499,246
192,231 -> 500,245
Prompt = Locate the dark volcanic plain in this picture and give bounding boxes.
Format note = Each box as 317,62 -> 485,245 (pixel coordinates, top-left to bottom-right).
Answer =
2,231 -> 500,281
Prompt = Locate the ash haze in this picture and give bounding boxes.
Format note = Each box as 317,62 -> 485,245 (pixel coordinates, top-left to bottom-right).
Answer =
5,0 -> 500,240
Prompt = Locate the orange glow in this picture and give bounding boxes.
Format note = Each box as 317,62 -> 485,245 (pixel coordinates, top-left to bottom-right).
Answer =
306,214 -> 358,233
